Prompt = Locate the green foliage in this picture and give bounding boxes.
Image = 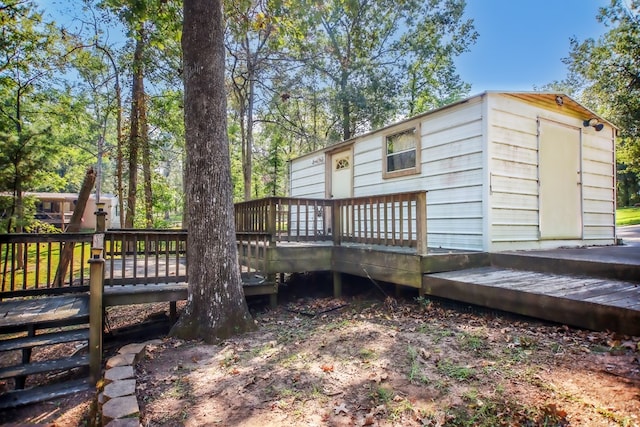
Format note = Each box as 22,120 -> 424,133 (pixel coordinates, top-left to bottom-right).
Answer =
562,1 -> 640,206
281,0 -> 477,141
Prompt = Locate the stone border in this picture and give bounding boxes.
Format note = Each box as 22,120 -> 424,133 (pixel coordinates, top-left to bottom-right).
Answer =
98,340 -> 161,427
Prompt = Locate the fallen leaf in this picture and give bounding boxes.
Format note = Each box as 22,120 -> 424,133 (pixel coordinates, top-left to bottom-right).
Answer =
334,403 -> 348,415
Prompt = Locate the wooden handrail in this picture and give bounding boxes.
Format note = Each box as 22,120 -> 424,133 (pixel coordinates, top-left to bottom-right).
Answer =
332,191 -> 427,251
234,191 -> 428,251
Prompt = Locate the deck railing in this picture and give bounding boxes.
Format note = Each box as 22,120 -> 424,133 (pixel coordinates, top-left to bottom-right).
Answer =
0,232 -> 94,298
103,229 -> 188,286
235,197 -> 333,242
234,191 -> 427,254
333,191 -> 427,254
0,191 -> 427,299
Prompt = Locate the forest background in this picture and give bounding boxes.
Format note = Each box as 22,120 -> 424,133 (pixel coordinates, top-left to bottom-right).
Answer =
1,0 -> 639,232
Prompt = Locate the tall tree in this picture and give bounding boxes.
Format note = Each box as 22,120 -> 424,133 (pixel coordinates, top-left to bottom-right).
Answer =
286,0 -> 477,141
170,0 -> 255,342
563,0 -> 640,206
225,0 -> 280,200
0,1 -> 64,232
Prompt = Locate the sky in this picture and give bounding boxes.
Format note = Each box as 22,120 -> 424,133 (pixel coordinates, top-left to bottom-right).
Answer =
38,0 -> 610,94
454,0 -> 610,93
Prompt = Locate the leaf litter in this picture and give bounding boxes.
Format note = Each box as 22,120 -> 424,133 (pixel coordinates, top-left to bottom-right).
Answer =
136,295 -> 640,427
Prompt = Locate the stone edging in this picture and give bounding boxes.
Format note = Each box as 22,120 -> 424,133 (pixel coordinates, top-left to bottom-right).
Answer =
98,340 -> 161,427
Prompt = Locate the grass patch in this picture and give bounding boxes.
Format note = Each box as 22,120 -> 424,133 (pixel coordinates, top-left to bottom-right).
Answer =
436,359 -> 475,381
407,345 -> 428,384
617,207 -> 640,226
371,386 -> 394,405
444,397 -> 570,427
457,331 -> 487,352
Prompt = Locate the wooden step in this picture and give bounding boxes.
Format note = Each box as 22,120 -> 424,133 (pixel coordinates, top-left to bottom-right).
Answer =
0,295 -> 89,335
0,354 -> 89,380
0,329 -> 89,353
0,378 -> 92,409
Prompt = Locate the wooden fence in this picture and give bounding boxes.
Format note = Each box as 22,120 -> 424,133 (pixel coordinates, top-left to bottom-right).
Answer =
333,191 -> 427,254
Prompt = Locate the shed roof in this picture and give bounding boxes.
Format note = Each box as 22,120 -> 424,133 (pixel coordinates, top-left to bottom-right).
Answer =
290,91 -> 616,161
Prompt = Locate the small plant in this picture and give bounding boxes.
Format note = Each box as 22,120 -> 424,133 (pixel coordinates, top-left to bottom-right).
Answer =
433,329 -> 454,344
415,296 -> 432,309
407,345 -> 428,384
359,348 -> 377,361
371,386 -> 393,405
436,359 -> 475,381
457,332 -> 487,352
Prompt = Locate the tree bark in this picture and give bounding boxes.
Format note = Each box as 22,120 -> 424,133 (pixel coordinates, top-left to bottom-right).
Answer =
170,0 -> 256,343
140,70 -> 153,228
53,167 -> 96,287
125,30 -> 145,229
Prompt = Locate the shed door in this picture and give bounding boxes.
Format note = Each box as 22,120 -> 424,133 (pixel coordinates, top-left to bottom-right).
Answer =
538,120 -> 582,239
331,150 -> 353,199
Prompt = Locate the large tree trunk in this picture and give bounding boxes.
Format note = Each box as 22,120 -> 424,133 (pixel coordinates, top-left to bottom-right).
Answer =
170,0 -> 256,342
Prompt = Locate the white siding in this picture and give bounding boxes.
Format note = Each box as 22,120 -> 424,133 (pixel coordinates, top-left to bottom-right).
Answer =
487,94 -> 615,251
289,154 -> 326,198
581,127 -> 616,241
422,100 -> 484,250
288,92 -> 616,253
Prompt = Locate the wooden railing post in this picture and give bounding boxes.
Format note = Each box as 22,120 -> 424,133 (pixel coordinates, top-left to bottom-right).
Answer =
416,191 -> 427,255
267,198 -> 277,244
89,233 -> 105,386
95,202 -> 107,233
332,200 -> 342,247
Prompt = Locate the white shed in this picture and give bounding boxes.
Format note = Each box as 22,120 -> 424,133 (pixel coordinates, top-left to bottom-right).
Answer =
288,92 -> 617,252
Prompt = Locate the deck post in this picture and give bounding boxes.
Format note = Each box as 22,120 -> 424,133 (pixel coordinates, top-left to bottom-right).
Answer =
89,234 -> 105,386
267,198 -> 277,244
332,200 -> 341,246
416,191 -> 427,256
95,202 -> 107,233
333,272 -> 342,298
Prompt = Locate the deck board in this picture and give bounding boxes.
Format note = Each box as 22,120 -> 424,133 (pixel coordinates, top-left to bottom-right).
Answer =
0,295 -> 89,333
424,267 -> 640,335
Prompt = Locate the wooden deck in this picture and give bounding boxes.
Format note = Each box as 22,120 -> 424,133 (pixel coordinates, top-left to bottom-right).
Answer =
424,266 -> 640,335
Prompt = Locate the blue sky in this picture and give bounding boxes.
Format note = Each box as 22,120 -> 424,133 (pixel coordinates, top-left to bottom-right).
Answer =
39,0 -> 610,94
455,0 -> 609,93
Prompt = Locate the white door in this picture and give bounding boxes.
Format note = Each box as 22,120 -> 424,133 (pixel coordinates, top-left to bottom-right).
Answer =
538,120 -> 582,239
331,150 -> 353,199
330,150 -> 353,236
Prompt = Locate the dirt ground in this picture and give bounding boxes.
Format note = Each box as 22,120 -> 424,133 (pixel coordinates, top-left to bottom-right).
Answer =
1,276 -> 639,426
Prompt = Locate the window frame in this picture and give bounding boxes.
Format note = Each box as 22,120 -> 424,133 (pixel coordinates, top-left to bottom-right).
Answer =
382,123 -> 422,179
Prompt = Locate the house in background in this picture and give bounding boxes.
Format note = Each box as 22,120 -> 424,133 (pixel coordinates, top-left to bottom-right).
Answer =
288,91 -> 617,252
29,192 -> 120,230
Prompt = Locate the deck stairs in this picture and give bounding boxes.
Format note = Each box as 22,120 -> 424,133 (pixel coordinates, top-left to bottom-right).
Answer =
0,294 -> 92,410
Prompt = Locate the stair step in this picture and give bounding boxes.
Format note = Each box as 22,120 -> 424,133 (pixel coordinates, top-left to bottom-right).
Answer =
0,329 -> 90,353
0,378 -> 92,409
0,354 -> 89,380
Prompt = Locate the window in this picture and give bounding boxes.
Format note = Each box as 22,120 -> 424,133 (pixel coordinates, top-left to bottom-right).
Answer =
335,157 -> 350,170
384,127 -> 420,178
